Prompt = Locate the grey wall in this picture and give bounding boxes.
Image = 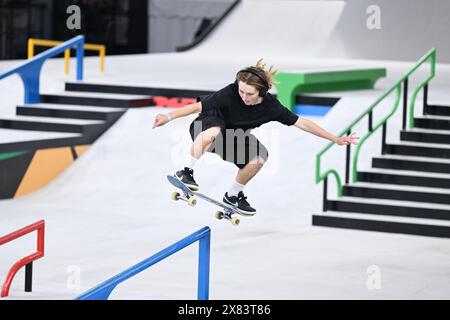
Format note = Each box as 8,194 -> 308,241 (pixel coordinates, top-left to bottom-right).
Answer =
147,0 -> 450,62
321,0 -> 450,62
148,0 -> 234,53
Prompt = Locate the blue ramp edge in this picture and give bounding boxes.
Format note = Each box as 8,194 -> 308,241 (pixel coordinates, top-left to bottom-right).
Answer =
294,104 -> 332,117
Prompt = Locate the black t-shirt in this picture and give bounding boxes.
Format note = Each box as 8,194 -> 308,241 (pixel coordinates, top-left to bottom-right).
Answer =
197,83 -> 299,131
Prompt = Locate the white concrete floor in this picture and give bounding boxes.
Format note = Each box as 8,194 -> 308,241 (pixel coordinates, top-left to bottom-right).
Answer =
1,0 -> 450,300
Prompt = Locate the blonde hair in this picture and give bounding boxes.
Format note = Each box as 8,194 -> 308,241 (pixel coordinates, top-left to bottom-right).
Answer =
236,58 -> 279,92
254,58 -> 279,89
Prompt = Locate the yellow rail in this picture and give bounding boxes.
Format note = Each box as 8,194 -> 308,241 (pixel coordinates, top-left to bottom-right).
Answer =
28,38 -> 106,74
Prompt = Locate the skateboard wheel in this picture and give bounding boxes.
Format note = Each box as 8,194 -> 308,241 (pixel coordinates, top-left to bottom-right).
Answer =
215,211 -> 224,220
187,197 -> 197,206
231,217 -> 240,226
171,192 -> 180,201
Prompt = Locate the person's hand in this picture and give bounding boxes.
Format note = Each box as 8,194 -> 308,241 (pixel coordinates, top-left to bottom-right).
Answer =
152,114 -> 170,129
335,132 -> 359,145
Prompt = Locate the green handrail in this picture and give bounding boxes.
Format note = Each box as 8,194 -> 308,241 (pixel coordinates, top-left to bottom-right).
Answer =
409,52 -> 436,128
316,48 -> 436,197
351,85 -> 402,183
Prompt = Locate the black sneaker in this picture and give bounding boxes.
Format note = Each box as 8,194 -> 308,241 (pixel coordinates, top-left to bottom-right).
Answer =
174,167 -> 199,191
223,191 -> 256,216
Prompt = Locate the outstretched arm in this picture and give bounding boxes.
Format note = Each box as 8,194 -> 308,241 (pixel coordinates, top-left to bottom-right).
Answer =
294,117 -> 359,145
152,102 -> 202,129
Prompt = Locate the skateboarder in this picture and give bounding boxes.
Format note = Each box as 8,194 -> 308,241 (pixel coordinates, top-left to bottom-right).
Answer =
153,60 -> 359,215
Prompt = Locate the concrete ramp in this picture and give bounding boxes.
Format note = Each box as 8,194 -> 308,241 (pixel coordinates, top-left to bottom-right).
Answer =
191,0 -> 346,58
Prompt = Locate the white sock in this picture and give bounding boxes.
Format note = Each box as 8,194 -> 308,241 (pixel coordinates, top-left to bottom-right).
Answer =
228,181 -> 245,197
185,154 -> 198,170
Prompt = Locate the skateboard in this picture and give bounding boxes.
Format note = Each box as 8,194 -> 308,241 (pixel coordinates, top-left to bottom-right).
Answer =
167,175 -> 243,225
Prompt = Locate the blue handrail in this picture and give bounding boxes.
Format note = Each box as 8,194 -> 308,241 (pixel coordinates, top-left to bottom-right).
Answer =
75,227 -> 211,300
0,35 -> 84,104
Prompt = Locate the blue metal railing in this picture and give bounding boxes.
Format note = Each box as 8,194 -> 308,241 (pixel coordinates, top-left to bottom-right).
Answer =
0,35 -> 84,104
76,227 -> 211,300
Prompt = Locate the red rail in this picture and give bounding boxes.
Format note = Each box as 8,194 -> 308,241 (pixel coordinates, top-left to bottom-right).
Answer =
0,220 -> 45,298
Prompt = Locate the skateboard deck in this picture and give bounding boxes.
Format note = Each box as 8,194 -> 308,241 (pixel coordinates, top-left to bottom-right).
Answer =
167,175 -> 244,225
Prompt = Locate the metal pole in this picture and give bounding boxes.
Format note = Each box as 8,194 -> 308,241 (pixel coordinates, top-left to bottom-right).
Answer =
197,231 -> 211,300
76,36 -> 84,80
25,262 -> 33,292
345,130 -> 351,184
402,78 -> 408,129
423,83 -> 428,115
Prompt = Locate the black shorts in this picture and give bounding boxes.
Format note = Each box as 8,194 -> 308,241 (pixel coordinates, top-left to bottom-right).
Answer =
189,116 -> 269,169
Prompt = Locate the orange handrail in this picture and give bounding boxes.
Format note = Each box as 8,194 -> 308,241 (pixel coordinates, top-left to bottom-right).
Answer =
0,220 -> 45,298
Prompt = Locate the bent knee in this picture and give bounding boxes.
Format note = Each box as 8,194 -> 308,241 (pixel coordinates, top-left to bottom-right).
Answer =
203,126 -> 222,141
249,155 -> 267,166
195,126 -> 222,145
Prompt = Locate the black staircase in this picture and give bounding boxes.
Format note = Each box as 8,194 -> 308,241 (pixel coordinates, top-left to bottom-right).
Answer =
0,104 -> 127,154
0,81 -> 212,199
313,83 -> 450,238
0,82 -> 162,154
0,84 -> 156,199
